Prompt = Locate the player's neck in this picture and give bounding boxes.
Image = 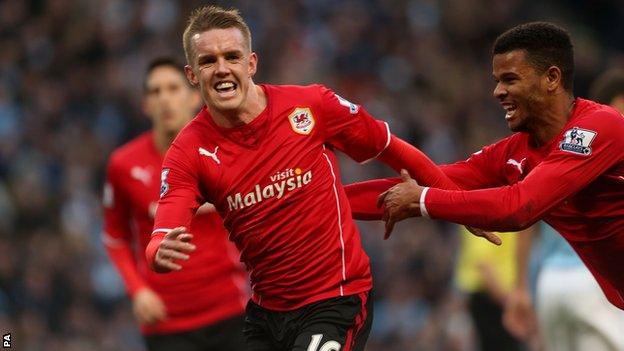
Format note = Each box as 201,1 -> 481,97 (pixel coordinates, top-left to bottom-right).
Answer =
210,84 -> 267,128
153,130 -> 177,155
529,94 -> 575,146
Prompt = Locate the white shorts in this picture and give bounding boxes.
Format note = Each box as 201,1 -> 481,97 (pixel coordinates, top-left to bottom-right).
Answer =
537,265 -> 624,351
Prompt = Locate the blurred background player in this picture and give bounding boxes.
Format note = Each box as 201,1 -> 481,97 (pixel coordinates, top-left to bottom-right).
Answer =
504,71 -> 624,351
505,224 -> 624,351
102,57 -> 248,351
454,228 -> 525,351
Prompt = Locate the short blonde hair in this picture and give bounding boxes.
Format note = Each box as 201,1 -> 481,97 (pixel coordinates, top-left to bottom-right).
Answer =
183,5 -> 252,66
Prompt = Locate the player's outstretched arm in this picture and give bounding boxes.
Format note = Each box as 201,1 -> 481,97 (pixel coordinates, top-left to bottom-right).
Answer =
347,135 -> 501,244
146,227 -> 195,273
345,135 -> 455,220
344,177 -> 400,220
383,111 -> 624,232
377,136 -> 459,189
377,169 -> 502,245
345,174 -> 501,244
375,169 -> 501,245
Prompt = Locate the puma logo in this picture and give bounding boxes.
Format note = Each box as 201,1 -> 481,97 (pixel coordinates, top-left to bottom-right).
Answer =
506,157 -> 526,174
199,146 -> 220,164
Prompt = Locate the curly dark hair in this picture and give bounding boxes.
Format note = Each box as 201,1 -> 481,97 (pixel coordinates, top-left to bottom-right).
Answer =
493,22 -> 574,92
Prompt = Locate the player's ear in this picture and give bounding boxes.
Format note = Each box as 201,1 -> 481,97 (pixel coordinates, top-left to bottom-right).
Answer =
185,65 -> 199,87
248,52 -> 258,77
545,66 -> 562,92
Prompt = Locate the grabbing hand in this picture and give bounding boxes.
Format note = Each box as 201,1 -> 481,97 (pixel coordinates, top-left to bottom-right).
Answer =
153,226 -> 195,272
377,169 -> 423,239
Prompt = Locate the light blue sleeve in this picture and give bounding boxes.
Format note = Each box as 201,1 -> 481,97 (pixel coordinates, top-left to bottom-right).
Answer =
538,222 -> 583,269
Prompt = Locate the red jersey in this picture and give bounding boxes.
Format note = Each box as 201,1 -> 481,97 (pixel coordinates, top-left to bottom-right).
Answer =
423,98 -> 624,307
153,84 -> 390,311
103,132 -> 248,335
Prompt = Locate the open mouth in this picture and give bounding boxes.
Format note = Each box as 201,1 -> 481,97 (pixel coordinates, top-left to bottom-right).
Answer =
214,81 -> 237,96
502,103 -> 517,120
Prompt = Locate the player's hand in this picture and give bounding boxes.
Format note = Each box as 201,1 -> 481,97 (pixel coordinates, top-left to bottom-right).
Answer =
503,287 -> 537,340
377,169 -> 423,239
132,287 -> 167,325
154,226 -> 195,272
465,226 -> 502,246
196,202 -> 217,215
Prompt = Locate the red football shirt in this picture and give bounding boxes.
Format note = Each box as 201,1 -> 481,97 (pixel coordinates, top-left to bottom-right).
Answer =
423,99 -> 624,308
153,84 -> 390,311
103,132 -> 248,334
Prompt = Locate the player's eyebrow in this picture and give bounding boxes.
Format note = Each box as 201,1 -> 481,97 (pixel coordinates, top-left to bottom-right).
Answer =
197,54 -> 216,64
198,49 -> 244,62
494,72 -> 519,81
223,49 -> 244,57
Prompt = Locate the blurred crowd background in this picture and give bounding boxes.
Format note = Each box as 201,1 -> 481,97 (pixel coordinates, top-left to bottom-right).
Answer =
1,0 -> 623,350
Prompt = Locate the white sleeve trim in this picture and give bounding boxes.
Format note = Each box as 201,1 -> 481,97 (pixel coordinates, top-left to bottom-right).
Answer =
420,187 -> 430,218
152,228 -> 173,235
360,121 -> 391,164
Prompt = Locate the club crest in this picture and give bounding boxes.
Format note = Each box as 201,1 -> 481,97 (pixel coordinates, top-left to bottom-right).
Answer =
559,127 -> 597,156
289,108 -> 315,135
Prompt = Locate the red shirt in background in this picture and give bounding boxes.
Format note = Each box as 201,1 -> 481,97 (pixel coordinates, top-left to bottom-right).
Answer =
103,132 -> 248,334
